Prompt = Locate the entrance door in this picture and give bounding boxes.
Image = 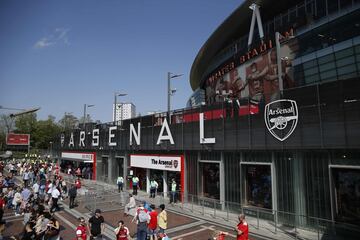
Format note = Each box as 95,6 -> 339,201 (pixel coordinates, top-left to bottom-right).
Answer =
150,169 -> 164,193
332,168 -> 360,226
199,162 -> 220,200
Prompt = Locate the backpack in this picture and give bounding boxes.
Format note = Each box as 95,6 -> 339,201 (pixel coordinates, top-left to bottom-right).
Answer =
137,209 -> 150,223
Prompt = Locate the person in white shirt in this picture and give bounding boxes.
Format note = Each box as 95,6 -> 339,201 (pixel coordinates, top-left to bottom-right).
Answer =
116,176 -> 124,193
50,187 -> 61,212
32,181 -> 39,200
124,194 -> 136,216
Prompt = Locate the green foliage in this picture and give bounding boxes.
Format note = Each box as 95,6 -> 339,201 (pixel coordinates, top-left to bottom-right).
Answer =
12,114 -> 61,150
58,113 -> 79,131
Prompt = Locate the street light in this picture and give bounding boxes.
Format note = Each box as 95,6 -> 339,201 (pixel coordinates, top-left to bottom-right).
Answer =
113,92 -> 127,125
83,104 -> 95,128
167,72 -> 183,123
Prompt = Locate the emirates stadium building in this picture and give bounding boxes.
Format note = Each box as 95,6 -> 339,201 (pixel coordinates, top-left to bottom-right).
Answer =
55,0 -> 360,237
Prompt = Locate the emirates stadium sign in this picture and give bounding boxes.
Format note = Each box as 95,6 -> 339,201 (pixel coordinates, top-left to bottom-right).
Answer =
6,133 -> 30,145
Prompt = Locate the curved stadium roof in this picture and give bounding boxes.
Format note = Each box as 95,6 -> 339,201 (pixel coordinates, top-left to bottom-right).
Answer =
189,0 -> 299,91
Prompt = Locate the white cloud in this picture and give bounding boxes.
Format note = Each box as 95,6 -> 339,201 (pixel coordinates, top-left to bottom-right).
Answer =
34,28 -> 70,49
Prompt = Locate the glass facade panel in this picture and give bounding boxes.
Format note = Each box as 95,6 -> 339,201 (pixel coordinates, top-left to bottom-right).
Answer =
305,74 -> 320,84
304,67 -> 318,76
303,59 -> 318,69
337,65 -> 357,75
320,69 -> 337,80
318,54 -> 335,64
319,62 -> 336,72
335,48 -> 354,59
336,56 -> 355,67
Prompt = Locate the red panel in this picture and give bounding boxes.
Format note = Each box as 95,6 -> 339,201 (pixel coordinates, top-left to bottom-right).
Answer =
6,133 -> 30,145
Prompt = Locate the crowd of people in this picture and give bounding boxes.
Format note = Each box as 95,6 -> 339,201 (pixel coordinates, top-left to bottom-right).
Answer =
0,158 -> 249,240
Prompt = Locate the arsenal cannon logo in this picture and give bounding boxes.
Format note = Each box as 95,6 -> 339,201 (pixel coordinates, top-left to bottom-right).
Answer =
173,160 -> 179,169
264,99 -> 298,141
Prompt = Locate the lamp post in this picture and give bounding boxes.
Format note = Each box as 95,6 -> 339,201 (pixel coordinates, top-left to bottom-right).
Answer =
167,72 -> 182,123
83,104 -> 95,128
113,92 -> 127,125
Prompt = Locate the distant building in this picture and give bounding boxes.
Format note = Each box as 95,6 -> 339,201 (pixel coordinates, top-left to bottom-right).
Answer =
113,102 -> 136,122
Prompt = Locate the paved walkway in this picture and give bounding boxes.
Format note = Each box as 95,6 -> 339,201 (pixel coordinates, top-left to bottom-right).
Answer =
79,178 -> 326,240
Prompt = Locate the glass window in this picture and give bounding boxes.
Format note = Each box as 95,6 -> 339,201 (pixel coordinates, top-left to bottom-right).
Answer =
337,65 -> 357,75
318,54 -> 335,65
339,0 -> 352,9
337,56 -> 355,67
304,67 -> 319,76
335,48 -> 354,59
356,55 -> 360,63
338,72 -> 357,80
243,164 -> 272,209
355,45 -> 360,54
332,168 -> 360,225
327,0 -> 339,14
305,74 -> 320,84
303,59 -> 318,69
320,69 -> 337,80
319,62 -> 336,72
199,162 -> 220,199
315,0 -> 327,18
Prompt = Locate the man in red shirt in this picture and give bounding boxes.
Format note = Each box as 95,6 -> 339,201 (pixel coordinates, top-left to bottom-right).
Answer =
148,204 -> 158,240
114,220 -> 130,240
236,214 -> 249,240
76,217 -> 87,240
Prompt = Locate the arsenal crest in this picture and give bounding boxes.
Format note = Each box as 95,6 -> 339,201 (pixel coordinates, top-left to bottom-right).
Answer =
264,99 -> 298,141
173,160 -> 179,169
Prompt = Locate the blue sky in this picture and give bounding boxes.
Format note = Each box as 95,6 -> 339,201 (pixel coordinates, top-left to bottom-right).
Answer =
0,0 -> 242,123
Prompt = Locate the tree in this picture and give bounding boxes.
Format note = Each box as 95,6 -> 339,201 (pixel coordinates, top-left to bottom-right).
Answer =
58,113 -> 79,131
14,113 -> 37,134
0,114 -> 15,150
0,114 -> 15,134
33,115 -> 61,149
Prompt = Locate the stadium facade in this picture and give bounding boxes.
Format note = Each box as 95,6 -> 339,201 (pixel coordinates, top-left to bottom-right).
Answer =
54,0 -> 360,234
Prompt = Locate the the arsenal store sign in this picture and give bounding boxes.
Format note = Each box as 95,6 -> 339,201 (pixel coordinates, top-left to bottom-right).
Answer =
130,154 -> 183,172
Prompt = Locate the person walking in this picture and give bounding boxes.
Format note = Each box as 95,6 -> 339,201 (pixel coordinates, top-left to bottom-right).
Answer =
157,204 -> 167,234
169,179 -> 177,204
50,187 -> 61,212
149,179 -> 158,198
22,169 -> 30,188
132,176 -> 139,195
134,205 -> 150,240
68,184 -> 77,209
148,204 -> 158,240
88,209 -> 105,240
235,214 -> 248,240
116,176 -> 124,193
114,220 -> 130,240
